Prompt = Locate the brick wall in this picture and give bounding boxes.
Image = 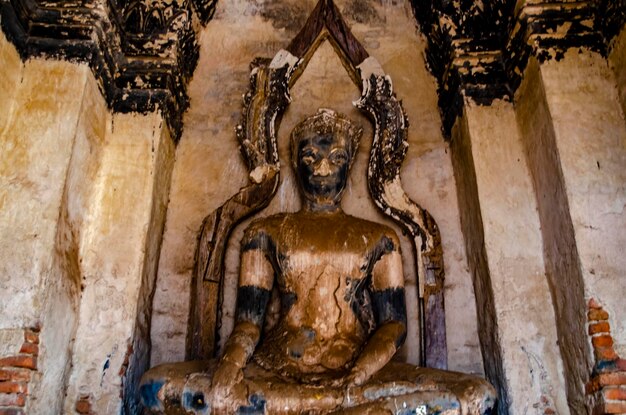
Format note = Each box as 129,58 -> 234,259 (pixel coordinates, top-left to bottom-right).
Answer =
0,327 -> 39,415
586,299 -> 626,414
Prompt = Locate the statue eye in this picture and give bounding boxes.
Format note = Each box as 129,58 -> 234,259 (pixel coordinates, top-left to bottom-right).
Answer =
329,150 -> 348,165
300,148 -> 318,165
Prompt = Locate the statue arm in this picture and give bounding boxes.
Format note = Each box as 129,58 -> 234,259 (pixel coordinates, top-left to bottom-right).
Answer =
213,228 -> 274,384
349,233 -> 407,385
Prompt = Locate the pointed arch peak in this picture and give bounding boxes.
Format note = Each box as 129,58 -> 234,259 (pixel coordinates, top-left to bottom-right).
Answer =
285,0 -> 370,85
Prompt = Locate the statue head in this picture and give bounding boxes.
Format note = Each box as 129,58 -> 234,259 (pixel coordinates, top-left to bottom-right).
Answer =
290,109 -> 363,211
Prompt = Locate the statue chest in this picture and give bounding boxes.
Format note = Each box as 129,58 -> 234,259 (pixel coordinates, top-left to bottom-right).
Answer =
275,250 -> 370,338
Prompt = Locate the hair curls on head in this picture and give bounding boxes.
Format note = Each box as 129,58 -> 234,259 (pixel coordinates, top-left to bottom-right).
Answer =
290,108 -> 363,168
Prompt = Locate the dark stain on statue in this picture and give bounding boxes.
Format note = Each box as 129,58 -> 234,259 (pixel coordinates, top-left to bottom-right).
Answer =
280,291 -> 297,314
182,390 -> 208,411
236,285 -> 271,327
372,287 -> 407,347
361,236 -> 396,274
345,277 -> 376,335
242,230 -> 283,269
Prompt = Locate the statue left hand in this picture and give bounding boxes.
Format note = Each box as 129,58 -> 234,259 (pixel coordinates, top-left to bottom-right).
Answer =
328,367 -> 369,388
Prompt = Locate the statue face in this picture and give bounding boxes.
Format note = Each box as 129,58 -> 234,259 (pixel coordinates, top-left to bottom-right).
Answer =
295,131 -> 351,208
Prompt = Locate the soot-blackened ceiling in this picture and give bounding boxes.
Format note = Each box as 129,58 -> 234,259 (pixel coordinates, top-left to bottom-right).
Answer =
1,0 -> 624,140
411,0 -> 625,136
0,0 -> 218,140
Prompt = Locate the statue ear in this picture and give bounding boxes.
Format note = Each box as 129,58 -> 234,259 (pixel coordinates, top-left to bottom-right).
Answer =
348,126 -> 364,167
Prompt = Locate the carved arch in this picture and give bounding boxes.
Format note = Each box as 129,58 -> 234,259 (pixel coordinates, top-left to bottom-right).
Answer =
188,0 -> 447,369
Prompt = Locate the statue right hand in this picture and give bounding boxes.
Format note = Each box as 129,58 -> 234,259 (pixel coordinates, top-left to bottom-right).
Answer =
209,360 -> 245,414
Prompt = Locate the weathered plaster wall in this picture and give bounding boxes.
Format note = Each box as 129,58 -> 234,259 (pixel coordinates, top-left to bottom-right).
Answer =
450,113 -> 508,414
539,50 -> 626,356
32,64 -> 109,415
0,30 -> 97,411
0,31 -> 21,135
64,112 -> 174,414
609,27 -> 626,119
515,57 -> 592,414
150,0 -> 483,375
0,29 -> 176,413
457,101 -> 569,414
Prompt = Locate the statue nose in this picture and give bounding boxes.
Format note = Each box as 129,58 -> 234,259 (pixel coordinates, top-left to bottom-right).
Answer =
314,158 -> 332,176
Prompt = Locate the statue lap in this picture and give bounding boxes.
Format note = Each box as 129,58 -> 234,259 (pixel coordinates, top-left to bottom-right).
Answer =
140,360 -> 495,414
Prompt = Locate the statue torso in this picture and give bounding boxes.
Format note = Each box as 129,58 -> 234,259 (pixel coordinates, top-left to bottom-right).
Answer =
246,210 -> 398,382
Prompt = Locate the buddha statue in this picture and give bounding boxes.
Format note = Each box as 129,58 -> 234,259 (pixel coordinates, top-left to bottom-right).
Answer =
140,109 -> 496,414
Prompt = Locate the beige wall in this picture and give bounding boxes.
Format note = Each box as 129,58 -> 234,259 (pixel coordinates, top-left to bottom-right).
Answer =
455,101 -> 569,414
515,50 -> 626,412
539,50 -> 626,355
0,31 -> 175,413
63,112 -> 174,414
0,31 -> 96,412
150,0 -> 484,375
609,27 -> 626,119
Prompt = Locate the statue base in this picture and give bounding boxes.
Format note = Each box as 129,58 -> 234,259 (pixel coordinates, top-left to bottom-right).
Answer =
140,360 -> 496,414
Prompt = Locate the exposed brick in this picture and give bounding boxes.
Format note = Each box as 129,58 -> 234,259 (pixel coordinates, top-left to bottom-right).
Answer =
0,370 -> 29,383
0,382 -> 26,394
598,372 -> 626,386
593,335 -> 614,348
0,408 -> 25,415
588,309 -> 609,321
588,298 -> 602,309
0,393 -> 25,407
76,396 -> 93,414
23,331 -> 38,345
596,347 -> 619,361
618,359 -> 626,371
604,387 -> 626,400
605,401 -> 626,414
587,378 -> 600,394
18,343 -> 38,357
589,322 -> 611,335
0,356 -> 36,370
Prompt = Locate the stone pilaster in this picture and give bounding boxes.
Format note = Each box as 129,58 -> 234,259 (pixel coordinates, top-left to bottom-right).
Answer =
63,112 -> 174,414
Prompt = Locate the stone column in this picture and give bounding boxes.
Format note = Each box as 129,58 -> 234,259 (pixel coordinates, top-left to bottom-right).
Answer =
516,50 -> 626,412
451,100 -> 570,414
0,32 -> 102,414
63,112 -> 175,414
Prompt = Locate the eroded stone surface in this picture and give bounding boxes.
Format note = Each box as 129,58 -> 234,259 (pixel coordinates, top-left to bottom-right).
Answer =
458,100 -> 570,414
540,50 -> 626,359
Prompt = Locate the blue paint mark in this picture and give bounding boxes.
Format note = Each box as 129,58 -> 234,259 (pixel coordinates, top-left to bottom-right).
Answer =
139,380 -> 164,409
100,358 -> 110,386
237,393 -> 266,415
596,360 -> 617,372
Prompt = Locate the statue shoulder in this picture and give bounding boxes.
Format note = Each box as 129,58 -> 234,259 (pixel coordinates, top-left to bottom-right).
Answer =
349,215 -> 401,250
242,213 -> 291,240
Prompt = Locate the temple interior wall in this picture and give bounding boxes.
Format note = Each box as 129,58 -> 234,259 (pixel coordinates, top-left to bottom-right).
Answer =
610,27 -> 626,119
0,31 -> 175,413
0,2 -> 625,414
452,101 -> 569,415
540,50 -> 626,355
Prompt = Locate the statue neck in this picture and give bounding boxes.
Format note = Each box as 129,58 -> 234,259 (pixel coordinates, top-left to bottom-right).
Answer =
302,199 -> 342,213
